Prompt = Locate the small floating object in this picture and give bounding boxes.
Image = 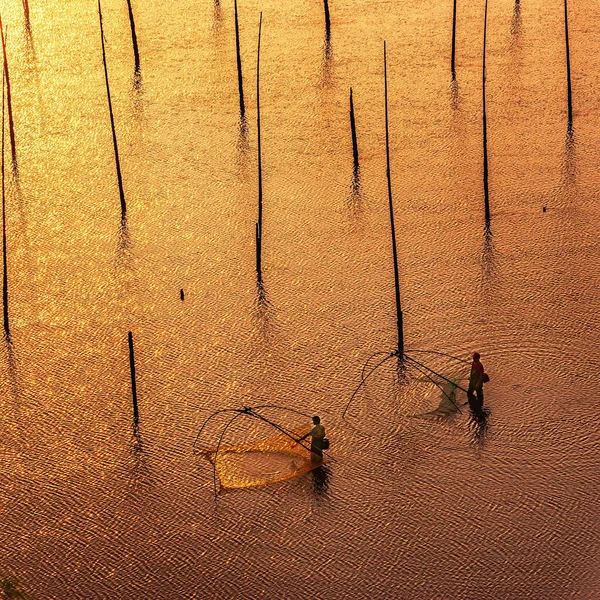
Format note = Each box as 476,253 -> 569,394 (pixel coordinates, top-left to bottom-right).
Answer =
542,206 -> 547,212
180,288 -> 185,301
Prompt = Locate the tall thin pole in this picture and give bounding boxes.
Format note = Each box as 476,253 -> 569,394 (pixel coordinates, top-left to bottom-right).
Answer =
128,331 -> 139,423
2,64 -> 8,337
125,0 -> 141,75
384,42 -> 404,357
482,0 -> 491,225
564,0 -> 573,129
98,0 -> 127,219
256,13 -> 263,282
350,88 -> 359,171
234,0 -> 245,117
451,0 -> 457,79
323,0 -> 331,39
0,18 -> 16,169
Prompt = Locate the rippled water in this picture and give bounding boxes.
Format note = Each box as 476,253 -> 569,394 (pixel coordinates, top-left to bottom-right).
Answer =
1,0 -> 599,597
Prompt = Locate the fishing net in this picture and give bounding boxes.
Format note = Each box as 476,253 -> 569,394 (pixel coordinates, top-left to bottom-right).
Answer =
199,426 -> 323,492
408,377 -> 466,420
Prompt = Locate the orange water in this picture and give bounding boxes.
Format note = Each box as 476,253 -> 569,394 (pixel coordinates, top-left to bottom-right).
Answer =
1,0 -> 599,597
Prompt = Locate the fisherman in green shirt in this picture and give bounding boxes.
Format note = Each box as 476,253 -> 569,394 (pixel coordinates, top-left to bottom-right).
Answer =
297,416 -> 326,462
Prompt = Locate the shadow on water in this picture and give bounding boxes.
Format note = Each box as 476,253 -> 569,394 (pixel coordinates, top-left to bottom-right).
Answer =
510,0 -> 522,40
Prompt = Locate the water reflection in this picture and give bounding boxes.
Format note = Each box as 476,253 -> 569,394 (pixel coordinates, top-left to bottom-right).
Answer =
479,224 -> 496,282
252,279 -> 275,342
510,1 -> 522,40
236,115 -> 250,173
467,406 -> 490,451
563,126 -> 576,187
320,37 -> 333,88
128,423 -> 154,492
311,464 -> 331,497
116,217 -> 134,270
449,78 -> 459,111
213,0 -> 224,32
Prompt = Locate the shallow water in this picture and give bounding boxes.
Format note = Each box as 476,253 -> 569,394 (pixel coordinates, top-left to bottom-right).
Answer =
1,0 -> 599,597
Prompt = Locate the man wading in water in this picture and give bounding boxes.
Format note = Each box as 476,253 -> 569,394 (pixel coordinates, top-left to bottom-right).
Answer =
297,416 -> 326,462
467,352 -> 488,414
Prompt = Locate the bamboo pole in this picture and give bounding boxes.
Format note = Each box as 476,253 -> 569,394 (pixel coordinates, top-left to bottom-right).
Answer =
234,0 -> 245,117
98,0 -> 127,218
256,13 -> 263,282
451,0 -> 457,79
128,331 -> 139,423
323,0 -> 331,39
482,0 -> 491,225
0,18 -> 17,169
1,65 -> 8,337
383,42 -> 404,357
350,88 -> 359,172
564,0 -> 573,129
125,0 -> 141,75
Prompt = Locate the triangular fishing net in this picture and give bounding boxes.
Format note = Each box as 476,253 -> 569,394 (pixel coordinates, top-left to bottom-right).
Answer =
408,377 -> 465,419
199,426 -> 323,492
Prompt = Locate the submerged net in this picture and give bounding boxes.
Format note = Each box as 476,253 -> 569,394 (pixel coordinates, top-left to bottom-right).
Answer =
408,377 -> 466,420
199,427 -> 324,492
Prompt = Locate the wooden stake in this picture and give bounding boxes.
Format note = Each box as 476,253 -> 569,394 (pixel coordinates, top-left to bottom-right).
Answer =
451,0 -> 457,79
256,13 -> 263,282
384,42 -> 404,357
128,331 -> 139,423
1,63 -> 8,337
0,18 -> 17,169
323,0 -> 331,39
564,0 -> 573,129
98,0 -> 127,218
125,0 -> 141,75
234,0 -> 245,117
350,88 -> 359,172
482,0 -> 491,225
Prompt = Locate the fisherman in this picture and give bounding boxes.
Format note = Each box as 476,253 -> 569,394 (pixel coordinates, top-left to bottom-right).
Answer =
297,416 -> 326,462
467,352 -> 486,413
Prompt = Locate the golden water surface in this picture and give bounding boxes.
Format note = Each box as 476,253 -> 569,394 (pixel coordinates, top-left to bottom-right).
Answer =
0,0 -> 599,597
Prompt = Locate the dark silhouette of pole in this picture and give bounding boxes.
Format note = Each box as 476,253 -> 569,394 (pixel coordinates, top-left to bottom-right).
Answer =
0,18 -> 16,170
451,0 -> 457,79
256,13 -> 263,282
350,88 -> 359,172
323,0 -> 331,39
125,0 -> 141,75
98,0 -> 127,219
128,331 -> 139,423
1,67 -> 8,337
564,0 -> 573,129
234,0 -> 245,117
482,0 -> 491,225
384,42 -> 404,357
